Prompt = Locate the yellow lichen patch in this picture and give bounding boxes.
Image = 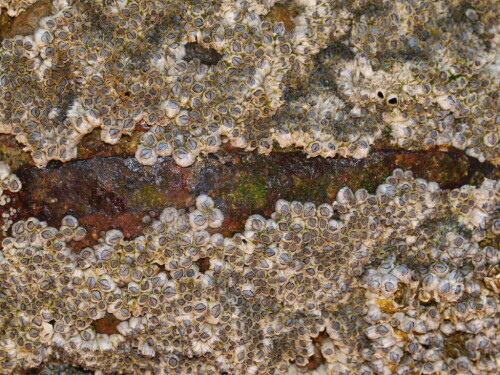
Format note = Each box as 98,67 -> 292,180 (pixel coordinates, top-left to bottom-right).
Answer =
375,298 -> 402,313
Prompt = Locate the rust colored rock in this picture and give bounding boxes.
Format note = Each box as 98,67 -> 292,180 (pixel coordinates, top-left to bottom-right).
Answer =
4,147 -> 496,244
92,314 -> 121,335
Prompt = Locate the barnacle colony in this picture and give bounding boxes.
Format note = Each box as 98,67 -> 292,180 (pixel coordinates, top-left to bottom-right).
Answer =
0,161 -> 21,206
0,172 -> 499,374
0,0 -> 498,167
0,0 -> 499,374
0,160 -> 21,234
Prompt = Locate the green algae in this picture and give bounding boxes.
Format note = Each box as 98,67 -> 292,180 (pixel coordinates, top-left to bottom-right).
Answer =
227,172 -> 267,210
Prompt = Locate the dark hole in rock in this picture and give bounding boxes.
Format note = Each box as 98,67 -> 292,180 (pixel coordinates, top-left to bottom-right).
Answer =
92,313 -> 121,334
377,91 -> 384,99
45,160 -> 64,169
196,257 -> 210,273
184,42 -> 222,66
388,97 -> 398,105
304,330 -> 327,370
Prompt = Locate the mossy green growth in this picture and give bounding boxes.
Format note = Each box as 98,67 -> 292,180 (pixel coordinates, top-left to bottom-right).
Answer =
447,74 -> 463,83
227,172 -> 267,209
359,175 -> 380,193
130,183 -> 167,210
0,144 -> 31,170
358,166 -> 389,193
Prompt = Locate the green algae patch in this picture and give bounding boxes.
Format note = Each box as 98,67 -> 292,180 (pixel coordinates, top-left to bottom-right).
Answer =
226,171 -> 268,210
357,162 -> 392,193
78,129 -> 141,159
0,136 -> 32,170
129,183 -> 167,210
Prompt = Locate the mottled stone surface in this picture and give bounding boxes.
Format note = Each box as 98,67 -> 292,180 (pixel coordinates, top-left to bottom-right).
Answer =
3,144 -> 497,244
0,0 -> 498,374
0,0 -> 52,40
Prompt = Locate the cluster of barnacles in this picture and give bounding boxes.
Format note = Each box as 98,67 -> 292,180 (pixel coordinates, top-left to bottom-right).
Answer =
0,0 -> 498,167
0,170 -> 498,374
0,0 -> 499,374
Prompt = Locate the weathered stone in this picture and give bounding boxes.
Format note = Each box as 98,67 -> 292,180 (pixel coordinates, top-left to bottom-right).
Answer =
0,0 -> 52,40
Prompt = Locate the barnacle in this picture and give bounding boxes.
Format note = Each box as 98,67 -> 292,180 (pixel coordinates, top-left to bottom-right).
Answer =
0,160 -> 21,233
0,0 -> 40,17
0,0 -> 497,168
0,172 -> 498,374
1,0 -> 499,374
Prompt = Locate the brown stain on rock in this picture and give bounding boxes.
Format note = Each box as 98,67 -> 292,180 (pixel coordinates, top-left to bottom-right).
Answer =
4,147 -> 495,246
0,0 -> 52,40
92,314 -> 121,334
265,3 -> 298,32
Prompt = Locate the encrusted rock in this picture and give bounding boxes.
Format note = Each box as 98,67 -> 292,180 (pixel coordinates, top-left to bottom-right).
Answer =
0,171 -> 498,374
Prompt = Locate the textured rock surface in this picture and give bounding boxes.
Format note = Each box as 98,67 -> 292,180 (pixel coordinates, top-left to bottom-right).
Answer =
1,171 -> 499,375
3,147 -> 497,241
0,1 -> 499,375
0,0 -> 498,167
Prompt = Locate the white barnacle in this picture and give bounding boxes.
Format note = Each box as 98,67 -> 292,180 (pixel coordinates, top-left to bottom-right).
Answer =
96,334 -> 114,352
135,146 -> 158,166
469,207 -> 489,229
376,184 -> 396,196
139,340 -> 156,357
159,207 -> 178,224
275,199 -> 290,215
172,148 -> 196,167
104,229 -> 123,245
160,99 -> 180,118
196,194 -> 215,211
245,215 -> 266,232
0,162 -> 11,180
189,210 -> 208,230
34,28 -> 53,47
208,208 -> 224,228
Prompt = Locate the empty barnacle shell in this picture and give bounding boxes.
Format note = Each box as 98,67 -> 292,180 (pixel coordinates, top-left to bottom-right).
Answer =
208,208 -> 224,228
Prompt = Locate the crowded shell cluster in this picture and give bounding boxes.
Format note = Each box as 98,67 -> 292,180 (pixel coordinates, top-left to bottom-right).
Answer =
0,170 -> 498,374
32,362 -> 92,375
0,0 -> 39,17
0,160 -> 21,206
0,160 -> 21,234
0,0 -> 498,168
